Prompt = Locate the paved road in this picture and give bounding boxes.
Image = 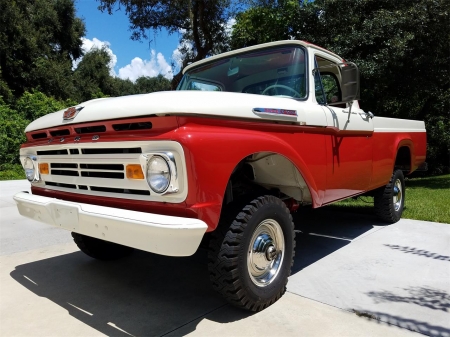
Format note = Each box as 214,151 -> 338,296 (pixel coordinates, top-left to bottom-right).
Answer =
1,180 -> 449,337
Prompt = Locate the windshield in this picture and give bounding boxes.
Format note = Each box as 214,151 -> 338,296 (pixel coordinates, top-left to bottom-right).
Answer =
177,46 -> 307,99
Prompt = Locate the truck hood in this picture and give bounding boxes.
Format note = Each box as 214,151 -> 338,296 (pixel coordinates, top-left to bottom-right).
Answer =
25,91 -> 320,132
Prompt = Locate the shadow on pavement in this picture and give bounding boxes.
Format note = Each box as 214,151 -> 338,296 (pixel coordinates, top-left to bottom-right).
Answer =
384,244 -> 450,261
366,286 -> 450,313
356,310 -> 450,337
292,207 -> 383,273
10,207 -> 387,336
10,249 -> 253,337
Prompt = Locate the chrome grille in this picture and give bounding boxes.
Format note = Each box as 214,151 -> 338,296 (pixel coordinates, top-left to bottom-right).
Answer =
35,145 -> 150,199
22,140 -> 188,203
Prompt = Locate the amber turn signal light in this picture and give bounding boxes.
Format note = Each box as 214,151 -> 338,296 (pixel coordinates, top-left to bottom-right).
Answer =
126,164 -> 144,179
39,163 -> 49,175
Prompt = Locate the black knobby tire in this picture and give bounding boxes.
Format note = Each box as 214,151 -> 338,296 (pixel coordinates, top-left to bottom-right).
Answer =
207,195 -> 295,312
72,232 -> 134,261
374,169 -> 405,223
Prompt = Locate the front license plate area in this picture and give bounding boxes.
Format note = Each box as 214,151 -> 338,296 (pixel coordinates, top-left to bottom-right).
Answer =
51,204 -> 79,231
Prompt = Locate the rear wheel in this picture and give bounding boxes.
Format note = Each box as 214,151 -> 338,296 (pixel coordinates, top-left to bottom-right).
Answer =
208,195 -> 295,312
72,232 -> 134,261
374,169 -> 405,223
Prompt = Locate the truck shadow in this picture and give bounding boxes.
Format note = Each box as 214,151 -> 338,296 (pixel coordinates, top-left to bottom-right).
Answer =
292,207 -> 384,273
10,249 -> 245,336
9,208 -> 385,336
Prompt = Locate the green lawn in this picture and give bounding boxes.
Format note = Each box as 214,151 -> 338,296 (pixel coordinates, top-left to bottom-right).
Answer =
1,164 -> 449,223
328,174 -> 450,224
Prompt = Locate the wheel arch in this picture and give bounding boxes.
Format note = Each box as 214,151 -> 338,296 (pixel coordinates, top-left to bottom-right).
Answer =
221,151 -> 315,212
395,138 -> 415,174
181,123 -> 323,230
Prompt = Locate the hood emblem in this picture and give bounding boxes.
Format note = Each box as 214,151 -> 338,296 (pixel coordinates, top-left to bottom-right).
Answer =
63,106 -> 84,120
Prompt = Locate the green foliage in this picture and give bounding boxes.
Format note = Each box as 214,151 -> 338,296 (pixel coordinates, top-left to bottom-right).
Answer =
73,47 -> 117,101
0,164 -> 25,180
0,99 -> 29,165
134,75 -> 171,94
15,91 -> 75,121
0,91 -> 77,166
0,0 -> 85,99
231,0 -> 302,49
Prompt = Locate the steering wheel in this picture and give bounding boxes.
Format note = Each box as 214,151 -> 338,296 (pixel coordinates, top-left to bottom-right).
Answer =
262,84 -> 301,98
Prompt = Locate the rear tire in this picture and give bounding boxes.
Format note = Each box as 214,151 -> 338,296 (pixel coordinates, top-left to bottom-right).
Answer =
374,169 -> 405,223
72,233 -> 134,261
208,195 -> 295,312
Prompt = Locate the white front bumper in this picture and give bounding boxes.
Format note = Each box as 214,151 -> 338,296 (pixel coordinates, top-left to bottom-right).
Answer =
13,192 -> 208,256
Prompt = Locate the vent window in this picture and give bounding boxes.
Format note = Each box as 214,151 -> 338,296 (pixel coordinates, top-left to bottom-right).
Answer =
75,125 -> 106,134
112,122 -> 152,131
31,133 -> 47,139
50,129 -> 70,137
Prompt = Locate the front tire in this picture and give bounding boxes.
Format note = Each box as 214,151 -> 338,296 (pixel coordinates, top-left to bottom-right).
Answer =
72,233 -> 134,261
208,195 -> 295,312
374,169 -> 405,223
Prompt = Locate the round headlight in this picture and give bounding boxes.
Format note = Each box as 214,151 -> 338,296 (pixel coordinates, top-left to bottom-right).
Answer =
147,156 -> 171,193
24,157 -> 36,182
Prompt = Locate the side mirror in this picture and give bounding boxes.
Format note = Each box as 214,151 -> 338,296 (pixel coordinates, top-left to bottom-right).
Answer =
339,62 -> 360,103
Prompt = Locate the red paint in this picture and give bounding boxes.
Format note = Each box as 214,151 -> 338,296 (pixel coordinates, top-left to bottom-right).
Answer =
25,115 -> 426,231
24,116 -> 180,145
370,131 -> 427,190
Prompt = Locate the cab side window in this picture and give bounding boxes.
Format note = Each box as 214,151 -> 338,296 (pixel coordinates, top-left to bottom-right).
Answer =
320,73 -> 341,104
314,56 -> 344,107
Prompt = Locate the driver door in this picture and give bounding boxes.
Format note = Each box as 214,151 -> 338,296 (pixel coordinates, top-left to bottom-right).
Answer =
313,53 -> 374,204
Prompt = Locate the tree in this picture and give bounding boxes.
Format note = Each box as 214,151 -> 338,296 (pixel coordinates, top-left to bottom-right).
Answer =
73,47 -> 117,102
0,0 -> 85,100
231,1 -> 307,49
135,75 -> 171,93
97,0 -> 238,88
231,0 -> 450,174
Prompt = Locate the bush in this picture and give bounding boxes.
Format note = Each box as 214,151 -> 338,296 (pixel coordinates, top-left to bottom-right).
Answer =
0,91 -> 77,168
15,90 -> 76,120
0,99 -> 29,165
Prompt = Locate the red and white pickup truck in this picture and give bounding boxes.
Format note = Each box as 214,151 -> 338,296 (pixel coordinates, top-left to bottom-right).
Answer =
14,40 -> 426,311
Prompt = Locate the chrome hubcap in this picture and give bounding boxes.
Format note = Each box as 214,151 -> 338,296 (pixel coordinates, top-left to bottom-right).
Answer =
248,219 -> 284,287
393,179 -> 403,211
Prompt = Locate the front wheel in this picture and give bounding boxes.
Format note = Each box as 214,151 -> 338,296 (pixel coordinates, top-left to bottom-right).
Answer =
208,195 -> 295,312
374,169 -> 405,223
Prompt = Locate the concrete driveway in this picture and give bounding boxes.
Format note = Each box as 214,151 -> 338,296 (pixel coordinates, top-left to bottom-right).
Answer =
1,180 -> 449,337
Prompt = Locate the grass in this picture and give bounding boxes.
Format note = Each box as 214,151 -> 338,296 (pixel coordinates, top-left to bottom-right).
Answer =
328,174 -> 450,224
0,164 -> 25,180
1,163 -> 448,223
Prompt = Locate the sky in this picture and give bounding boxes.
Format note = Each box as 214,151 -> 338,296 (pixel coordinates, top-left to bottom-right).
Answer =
75,0 -> 183,81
